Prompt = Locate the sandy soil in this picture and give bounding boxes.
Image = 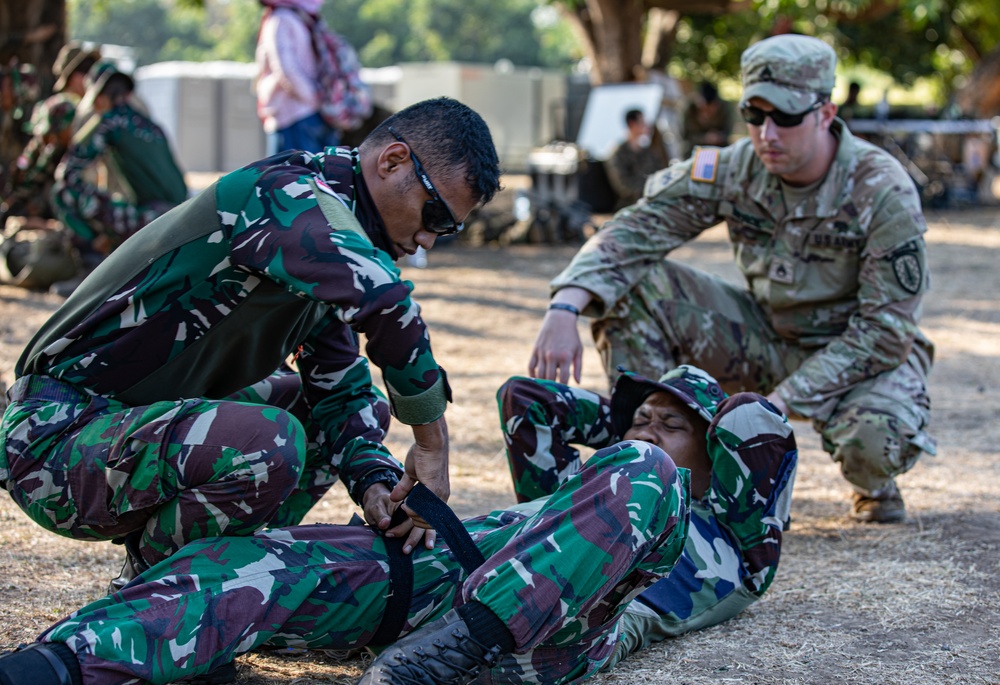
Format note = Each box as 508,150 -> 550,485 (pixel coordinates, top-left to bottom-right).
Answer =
0,208 -> 998,685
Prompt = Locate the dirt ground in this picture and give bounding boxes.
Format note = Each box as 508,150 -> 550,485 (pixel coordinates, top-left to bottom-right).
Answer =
0,208 -> 998,685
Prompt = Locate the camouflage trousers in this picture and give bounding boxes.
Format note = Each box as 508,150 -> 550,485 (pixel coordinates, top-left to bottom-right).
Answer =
498,377 -> 798,666
51,180 -> 174,244
591,259 -> 935,496
38,442 -> 689,685
0,371 -> 353,565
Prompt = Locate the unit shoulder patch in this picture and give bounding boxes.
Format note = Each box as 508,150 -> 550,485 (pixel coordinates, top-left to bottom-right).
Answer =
891,251 -> 922,294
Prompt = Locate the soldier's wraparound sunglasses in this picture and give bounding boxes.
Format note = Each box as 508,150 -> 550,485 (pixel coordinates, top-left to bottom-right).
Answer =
387,126 -> 463,236
739,99 -> 824,128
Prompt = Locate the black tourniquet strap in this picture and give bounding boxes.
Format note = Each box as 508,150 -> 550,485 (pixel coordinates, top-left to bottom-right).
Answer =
405,484 -> 486,574
368,510 -> 413,647
366,483 -> 487,646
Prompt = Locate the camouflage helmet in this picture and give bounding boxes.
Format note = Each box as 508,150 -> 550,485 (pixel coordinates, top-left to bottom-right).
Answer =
52,41 -> 102,93
30,94 -> 77,137
741,34 -> 836,114
610,365 -> 727,438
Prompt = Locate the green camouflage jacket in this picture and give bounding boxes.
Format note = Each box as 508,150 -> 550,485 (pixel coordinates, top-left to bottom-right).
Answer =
17,148 -> 449,496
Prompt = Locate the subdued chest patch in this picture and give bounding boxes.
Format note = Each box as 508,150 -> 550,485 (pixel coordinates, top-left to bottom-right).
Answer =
691,148 -> 720,183
892,252 -> 922,294
768,257 -> 795,284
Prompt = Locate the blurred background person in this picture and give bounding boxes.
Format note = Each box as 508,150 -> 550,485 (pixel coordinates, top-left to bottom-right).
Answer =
840,80 -> 862,121
605,108 -> 669,210
255,0 -> 340,155
1,42 -> 101,221
51,61 -> 187,292
682,81 -> 733,157
0,63 -> 40,200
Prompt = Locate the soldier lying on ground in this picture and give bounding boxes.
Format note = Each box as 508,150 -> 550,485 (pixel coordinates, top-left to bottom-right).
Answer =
0,96 -> 500,591
0,420 -> 691,685
530,34 -> 935,524
0,364 -> 794,685
499,365 -> 797,668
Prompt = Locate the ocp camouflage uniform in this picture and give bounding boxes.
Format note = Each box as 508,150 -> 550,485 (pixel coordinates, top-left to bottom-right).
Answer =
34,440 -> 690,685
51,100 -> 188,246
1,147 -> 448,566
498,365 -> 797,666
551,119 -> 935,497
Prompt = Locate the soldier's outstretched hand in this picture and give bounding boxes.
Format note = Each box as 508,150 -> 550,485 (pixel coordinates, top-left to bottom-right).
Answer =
530,308 -> 584,383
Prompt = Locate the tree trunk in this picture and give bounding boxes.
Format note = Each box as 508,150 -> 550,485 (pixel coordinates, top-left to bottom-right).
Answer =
956,44 -> 1000,117
557,0 -> 735,85
0,0 -> 67,177
561,0 -> 648,84
0,0 -> 66,91
641,7 -> 679,73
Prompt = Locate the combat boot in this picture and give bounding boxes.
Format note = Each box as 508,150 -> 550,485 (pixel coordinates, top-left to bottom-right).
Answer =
851,481 -> 906,523
357,608 -> 504,685
0,643 -> 81,685
107,531 -> 149,594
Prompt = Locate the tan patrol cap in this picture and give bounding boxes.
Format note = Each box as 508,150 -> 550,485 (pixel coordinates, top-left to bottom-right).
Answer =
741,34 -> 836,114
52,41 -> 102,93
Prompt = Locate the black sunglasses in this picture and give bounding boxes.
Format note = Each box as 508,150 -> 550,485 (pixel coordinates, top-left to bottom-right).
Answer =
387,126 -> 463,236
739,99 -> 824,128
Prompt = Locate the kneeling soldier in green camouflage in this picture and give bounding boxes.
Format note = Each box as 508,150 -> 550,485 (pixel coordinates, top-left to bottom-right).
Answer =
531,34 -> 935,524
0,97 -> 500,590
51,61 -> 188,261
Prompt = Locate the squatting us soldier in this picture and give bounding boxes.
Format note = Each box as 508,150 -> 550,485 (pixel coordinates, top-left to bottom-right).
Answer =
530,34 -> 935,524
0,97 -> 500,591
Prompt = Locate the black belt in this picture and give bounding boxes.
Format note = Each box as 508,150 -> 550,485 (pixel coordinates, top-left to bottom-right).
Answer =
367,483 -> 486,647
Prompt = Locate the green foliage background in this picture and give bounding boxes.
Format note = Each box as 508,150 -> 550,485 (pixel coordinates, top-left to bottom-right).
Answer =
68,0 -> 1000,105
675,0 -> 1000,89
67,0 -> 582,70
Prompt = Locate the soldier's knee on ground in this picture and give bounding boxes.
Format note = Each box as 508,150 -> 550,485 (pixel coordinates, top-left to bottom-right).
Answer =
820,407 -> 924,494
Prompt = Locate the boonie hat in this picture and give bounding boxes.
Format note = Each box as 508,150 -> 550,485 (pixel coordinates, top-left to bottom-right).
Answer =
52,41 -> 101,93
741,34 -> 836,114
610,365 -> 727,438
30,94 -> 77,137
78,60 -> 135,115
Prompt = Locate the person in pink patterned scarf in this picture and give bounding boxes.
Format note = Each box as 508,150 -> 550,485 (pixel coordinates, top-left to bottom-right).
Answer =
254,0 -> 340,154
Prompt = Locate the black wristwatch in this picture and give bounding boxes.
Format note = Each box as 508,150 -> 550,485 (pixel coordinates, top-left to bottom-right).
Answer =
353,469 -> 401,504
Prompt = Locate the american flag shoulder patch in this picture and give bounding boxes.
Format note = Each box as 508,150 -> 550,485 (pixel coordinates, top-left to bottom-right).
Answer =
691,147 -> 720,183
